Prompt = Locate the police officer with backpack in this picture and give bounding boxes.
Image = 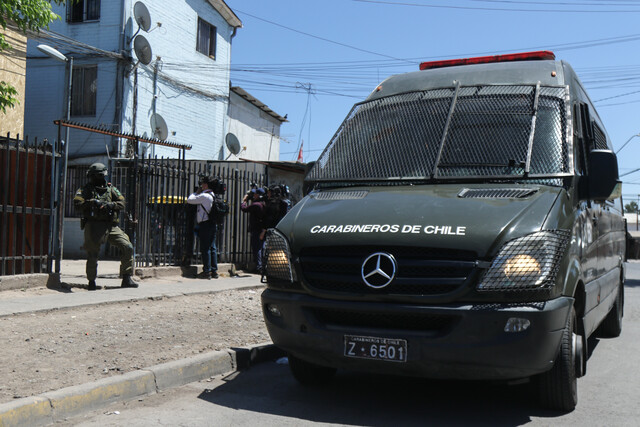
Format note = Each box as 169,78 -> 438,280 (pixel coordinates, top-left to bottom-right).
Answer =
73,163 -> 138,290
187,176 -> 219,279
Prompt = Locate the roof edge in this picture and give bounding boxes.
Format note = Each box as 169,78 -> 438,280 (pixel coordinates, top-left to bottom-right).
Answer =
207,0 -> 242,28
230,86 -> 288,123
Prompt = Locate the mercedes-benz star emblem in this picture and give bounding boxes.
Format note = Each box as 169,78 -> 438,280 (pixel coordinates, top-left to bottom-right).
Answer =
361,252 -> 396,289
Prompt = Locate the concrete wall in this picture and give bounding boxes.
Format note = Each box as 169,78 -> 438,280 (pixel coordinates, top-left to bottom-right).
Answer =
227,90 -> 282,161
267,168 -> 305,206
0,26 -> 26,135
24,0 -> 234,161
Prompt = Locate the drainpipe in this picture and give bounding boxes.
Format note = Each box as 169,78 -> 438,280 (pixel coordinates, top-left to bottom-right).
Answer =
222,26 -> 239,160
115,0 -> 127,156
151,60 -> 159,157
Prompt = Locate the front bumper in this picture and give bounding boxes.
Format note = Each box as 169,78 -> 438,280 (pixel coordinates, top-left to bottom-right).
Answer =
262,289 -> 573,380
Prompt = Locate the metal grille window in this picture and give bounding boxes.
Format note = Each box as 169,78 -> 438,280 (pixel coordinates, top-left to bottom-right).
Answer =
67,0 -> 101,22
593,124 -> 608,150
71,65 -> 97,117
308,84 -> 570,183
196,18 -> 217,59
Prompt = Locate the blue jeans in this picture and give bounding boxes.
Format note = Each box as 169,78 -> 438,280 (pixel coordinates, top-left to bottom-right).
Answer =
198,221 -> 218,273
250,231 -> 264,272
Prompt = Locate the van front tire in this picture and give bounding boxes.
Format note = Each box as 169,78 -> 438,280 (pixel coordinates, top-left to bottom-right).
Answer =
288,354 -> 337,385
537,307 -> 578,412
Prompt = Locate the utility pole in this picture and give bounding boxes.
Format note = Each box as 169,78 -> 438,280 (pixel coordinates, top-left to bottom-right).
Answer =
295,82 -> 315,162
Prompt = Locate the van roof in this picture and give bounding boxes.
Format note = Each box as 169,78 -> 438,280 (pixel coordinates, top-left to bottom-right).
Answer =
367,60 -> 573,102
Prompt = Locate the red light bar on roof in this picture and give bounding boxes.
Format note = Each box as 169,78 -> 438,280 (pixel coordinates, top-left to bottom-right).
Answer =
419,50 -> 556,71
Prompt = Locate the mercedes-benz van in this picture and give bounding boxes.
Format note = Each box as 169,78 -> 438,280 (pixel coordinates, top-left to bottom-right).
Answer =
261,51 -> 625,411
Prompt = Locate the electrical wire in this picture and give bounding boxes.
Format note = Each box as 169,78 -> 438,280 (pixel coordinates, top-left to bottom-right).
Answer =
352,0 -> 640,13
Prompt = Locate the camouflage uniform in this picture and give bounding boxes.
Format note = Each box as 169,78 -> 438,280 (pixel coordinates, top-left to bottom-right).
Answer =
73,163 -> 137,289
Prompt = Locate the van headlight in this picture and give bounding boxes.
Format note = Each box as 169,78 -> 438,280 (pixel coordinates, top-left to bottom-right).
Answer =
264,229 -> 297,287
478,230 -> 570,291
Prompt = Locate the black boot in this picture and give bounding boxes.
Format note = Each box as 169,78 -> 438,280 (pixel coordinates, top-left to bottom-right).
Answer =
121,275 -> 139,288
88,280 -> 97,291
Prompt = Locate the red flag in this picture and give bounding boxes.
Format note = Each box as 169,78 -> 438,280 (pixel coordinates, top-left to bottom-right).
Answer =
297,141 -> 303,163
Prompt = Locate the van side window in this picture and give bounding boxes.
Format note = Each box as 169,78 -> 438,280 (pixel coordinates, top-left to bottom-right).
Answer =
579,103 -> 595,152
575,104 -> 588,175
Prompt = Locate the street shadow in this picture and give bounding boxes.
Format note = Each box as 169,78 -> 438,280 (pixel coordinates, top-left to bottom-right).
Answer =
45,275 -> 73,293
197,362 -> 570,426
624,278 -> 640,288
45,284 -> 73,293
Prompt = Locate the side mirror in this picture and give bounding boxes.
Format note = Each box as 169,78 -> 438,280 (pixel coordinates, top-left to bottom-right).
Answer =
585,149 -> 619,201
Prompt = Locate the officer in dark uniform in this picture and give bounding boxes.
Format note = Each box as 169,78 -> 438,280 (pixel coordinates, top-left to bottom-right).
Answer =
73,163 -> 138,290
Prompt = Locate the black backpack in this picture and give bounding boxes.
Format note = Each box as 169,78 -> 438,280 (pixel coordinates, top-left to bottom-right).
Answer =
207,196 -> 230,225
263,197 -> 288,229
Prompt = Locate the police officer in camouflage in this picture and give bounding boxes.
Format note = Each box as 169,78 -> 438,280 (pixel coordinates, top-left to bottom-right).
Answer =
73,163 -> 138,290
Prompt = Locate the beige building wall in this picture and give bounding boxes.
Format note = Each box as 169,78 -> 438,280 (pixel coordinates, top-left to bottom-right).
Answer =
0,26 -> 26,136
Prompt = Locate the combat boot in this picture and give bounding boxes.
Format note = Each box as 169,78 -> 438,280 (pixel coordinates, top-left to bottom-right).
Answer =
88,280 -> 97,291
121,275 -> 139,288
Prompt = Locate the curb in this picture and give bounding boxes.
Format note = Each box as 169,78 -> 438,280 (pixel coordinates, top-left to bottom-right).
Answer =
0,343 -> 284,427
0,274 -> 52,292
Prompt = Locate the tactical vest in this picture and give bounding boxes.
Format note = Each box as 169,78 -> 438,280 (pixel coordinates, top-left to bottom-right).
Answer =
81,183 -> 121,223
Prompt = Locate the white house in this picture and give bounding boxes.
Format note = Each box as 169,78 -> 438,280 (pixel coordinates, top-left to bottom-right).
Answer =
23,0 -> 282,163
228,86 -> 287,161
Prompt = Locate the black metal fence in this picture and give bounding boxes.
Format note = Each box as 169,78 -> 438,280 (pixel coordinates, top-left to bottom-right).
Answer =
1,133 -> 62,275
66,154 -> 267,268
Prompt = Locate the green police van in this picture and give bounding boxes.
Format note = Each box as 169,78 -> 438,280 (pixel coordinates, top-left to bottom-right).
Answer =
261,51 -> 625,411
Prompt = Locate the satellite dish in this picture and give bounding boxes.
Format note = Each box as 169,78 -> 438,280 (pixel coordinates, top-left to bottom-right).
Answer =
133,35 -> 152,65
133,2 -> 152,32
225,133 -> 241,155
150,114 -> 168,140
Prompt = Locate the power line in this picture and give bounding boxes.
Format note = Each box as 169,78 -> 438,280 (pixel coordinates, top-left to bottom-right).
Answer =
232,8 -> 417,64
352,0 -> 640,13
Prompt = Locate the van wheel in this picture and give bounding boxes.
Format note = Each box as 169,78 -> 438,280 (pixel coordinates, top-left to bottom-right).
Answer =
288,354 -> 336,385
537,307 -> 578,412
596,280 -> 624,338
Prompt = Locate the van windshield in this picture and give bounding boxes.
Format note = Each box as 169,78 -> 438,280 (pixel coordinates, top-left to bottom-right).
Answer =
307,85 -> 571,183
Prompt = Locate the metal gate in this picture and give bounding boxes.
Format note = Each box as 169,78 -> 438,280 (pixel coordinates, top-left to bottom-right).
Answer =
109,155 -> 266,268
0,133 -> 64,275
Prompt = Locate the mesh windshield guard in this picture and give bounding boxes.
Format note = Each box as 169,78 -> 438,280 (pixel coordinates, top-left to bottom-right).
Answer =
307,84 -> 572,183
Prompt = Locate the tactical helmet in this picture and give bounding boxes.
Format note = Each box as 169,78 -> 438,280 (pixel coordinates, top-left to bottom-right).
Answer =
87,162 -> 108,177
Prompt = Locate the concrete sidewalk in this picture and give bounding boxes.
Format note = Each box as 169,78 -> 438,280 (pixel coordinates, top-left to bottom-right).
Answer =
0,260 -> 264,316
0,260 -> 283,426
0,259 -> 263,317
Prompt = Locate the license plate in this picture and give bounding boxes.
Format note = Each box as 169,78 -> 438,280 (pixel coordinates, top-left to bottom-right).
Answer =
344,335 -> 407,362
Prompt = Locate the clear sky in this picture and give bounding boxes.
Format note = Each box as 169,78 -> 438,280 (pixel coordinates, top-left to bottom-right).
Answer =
224,0 -> 640,202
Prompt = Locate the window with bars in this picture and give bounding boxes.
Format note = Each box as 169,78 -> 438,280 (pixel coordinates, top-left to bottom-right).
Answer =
593,124 -> 608,150
67,0 -> 101,22
71,65 -> 97,117
196,17 -> 217,59
308,85 -> 570,183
